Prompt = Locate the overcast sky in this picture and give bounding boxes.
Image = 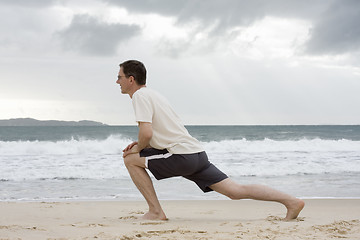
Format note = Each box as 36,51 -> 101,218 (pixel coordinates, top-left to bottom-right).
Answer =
1,0 -> 359,125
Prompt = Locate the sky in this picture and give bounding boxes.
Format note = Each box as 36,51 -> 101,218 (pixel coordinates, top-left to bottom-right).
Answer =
1,0 -> 359,125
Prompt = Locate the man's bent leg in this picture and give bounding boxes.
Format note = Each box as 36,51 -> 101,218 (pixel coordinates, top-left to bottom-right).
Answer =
123,153 -> 167,220
210,178 -> 304,220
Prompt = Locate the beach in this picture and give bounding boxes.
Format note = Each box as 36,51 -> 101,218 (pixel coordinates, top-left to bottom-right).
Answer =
1,199 -> 359,239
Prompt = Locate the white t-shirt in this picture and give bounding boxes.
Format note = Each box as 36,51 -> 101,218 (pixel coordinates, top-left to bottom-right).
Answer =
132,87 -> 204,154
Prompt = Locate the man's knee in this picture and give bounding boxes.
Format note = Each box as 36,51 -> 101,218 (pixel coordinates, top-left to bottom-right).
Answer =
226,184 -> 248,200
211,179 -> 248,200
123,154 -> 145,168
123,154 -> 135,168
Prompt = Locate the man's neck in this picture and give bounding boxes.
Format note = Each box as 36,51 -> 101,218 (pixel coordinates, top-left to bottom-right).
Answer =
130,85 -> 146,98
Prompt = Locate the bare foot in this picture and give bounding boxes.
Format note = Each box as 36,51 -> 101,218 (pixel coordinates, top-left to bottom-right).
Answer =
284,198 -> 305,221
142,211 -> 167,220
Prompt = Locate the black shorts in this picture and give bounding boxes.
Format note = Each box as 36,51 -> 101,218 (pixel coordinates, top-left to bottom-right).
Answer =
140,148 -> 228,192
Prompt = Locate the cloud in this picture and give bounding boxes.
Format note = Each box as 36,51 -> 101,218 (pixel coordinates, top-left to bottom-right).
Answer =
102,0 -> 191,16
0,0 -> 57,8
102,0 -> 324,31
304,0 -> 360,55
57,14 -> 141,56
103,0 -> 360,57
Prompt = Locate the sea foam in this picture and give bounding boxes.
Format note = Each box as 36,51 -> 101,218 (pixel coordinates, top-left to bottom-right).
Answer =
1,135 -> 359,156
0,136 -> 359,181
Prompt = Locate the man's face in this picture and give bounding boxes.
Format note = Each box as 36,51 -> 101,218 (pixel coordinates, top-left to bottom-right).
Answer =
116,67 -> 130,94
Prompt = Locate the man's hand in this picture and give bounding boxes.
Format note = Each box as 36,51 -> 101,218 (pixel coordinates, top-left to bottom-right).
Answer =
122,122 -> 153,158
123,141 -> 140,158
123,145 -> 140,158
123,141 -> 138,153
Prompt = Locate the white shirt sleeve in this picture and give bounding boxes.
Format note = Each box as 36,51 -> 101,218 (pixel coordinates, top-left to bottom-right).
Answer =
132,91 -> 153,123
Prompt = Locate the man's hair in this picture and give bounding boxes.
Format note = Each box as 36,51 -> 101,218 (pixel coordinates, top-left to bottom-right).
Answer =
119,60 -> 147,85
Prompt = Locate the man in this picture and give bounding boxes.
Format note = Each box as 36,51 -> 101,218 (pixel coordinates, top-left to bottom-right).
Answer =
116,60 -> 304,221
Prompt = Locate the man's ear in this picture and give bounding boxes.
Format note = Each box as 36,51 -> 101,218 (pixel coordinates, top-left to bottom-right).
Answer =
129,75 -> 135,83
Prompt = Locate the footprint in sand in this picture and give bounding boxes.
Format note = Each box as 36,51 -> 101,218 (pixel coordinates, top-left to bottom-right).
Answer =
69,222 -> 107,228
130,210 -> 145,214
123,229 -> 208,240
0,225 -> 46,231
118,211 -> 146,220
312,219 -> 359,236
266,215 -> 305,222
140,221 -> 166,225
119,215 -> 138,220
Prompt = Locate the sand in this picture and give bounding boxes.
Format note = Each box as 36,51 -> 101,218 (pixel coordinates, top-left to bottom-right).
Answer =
0,199 -> 359,240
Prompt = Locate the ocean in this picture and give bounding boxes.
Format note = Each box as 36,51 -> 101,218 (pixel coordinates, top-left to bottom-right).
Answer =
0,125 -> 359,201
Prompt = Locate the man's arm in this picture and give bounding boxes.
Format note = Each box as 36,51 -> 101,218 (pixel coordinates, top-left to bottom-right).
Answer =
123,122 -> 152,158
137,122 -> 153,151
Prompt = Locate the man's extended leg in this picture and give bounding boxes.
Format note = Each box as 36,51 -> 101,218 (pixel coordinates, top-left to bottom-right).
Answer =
123,153 -> 167,220
210,178 -> 304,220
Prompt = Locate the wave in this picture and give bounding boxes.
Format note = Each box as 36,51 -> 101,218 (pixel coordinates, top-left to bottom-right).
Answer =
1,136 -> 359,181
0,136 -> 359,156
0,135 -> 131,155
204,138 -> 360,153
